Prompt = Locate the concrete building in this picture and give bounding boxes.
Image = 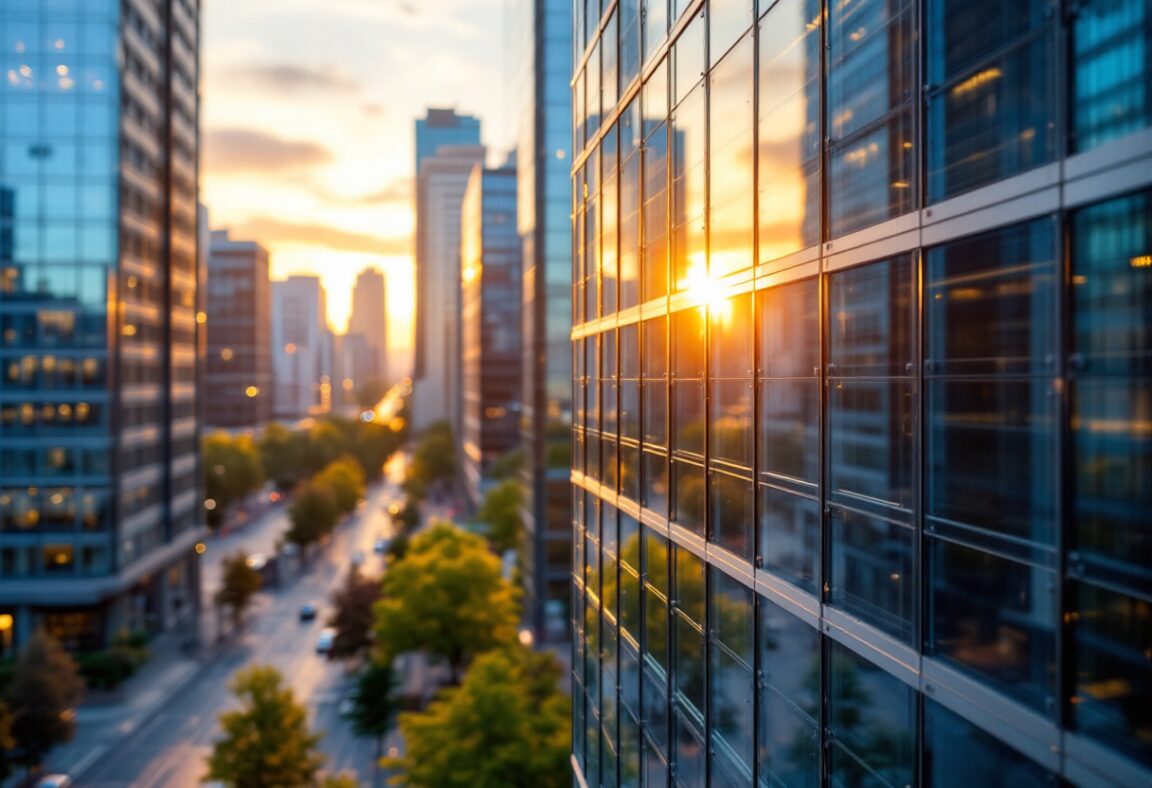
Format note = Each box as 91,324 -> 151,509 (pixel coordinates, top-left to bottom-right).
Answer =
205,230 -> 272,428
460,163 -> 522,508
411,137 -> 485,434
571,1 -> 1152,786
270,276 -> 331,420
347,267 -> 387,387
0,0 -> 203,652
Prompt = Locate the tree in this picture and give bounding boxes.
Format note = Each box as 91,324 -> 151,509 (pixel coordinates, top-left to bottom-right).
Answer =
204,665 -> 325,787
216,551 -> 263,629
489,448 -> 524,481
374,521 -> 519,682
392,499 -> 420,536
476,480 -> 523,554
315,456 -> 365,515
327,569 -> 381,661
404,421 -> 456,500
258,423 -> 311,490
7,631 -> 84,770
347,662 -> 397,767
203,433 -> 265,528
286,478 -> 340,554
384,646 -> 570,788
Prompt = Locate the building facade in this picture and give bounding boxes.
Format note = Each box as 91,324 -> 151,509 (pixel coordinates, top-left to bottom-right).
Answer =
411,139 -> 485,433
571,1 -> 1151,786
0,0 -> 204,652
461,163 -> 522,507
348,266 -> 387,388
515,0 -> 576,641
205,229 -> 271,428
270,275 -> 331,420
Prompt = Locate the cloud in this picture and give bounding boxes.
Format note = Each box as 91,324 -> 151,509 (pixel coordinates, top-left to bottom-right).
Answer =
205,128 -> 332,174
231,63 -> 360,93
335,176 -> 413,206
231,216 -> 411,256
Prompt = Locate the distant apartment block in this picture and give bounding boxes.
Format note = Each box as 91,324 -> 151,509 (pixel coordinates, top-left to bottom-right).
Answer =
271,276 -> 332,420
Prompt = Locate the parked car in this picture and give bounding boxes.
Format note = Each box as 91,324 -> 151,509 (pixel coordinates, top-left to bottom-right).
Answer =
315,627 -> 336,655
298,603 -> 317,622
373,538 -> 387,554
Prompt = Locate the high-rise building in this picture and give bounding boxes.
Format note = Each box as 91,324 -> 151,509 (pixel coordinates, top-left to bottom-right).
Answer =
271,276 -> 331,420
514,0 -> 575,642
205,230 -> 272,428
348,267 -> 387,387
460,163 -> 522,508
334,331 -> 372,407
571,1 -> 1151,786
411,138 -> 485,433
0,0 -> 203,652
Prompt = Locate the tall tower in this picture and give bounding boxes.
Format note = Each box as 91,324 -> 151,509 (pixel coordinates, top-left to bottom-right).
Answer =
348,267 -> 388,387
0,0 -> 203,651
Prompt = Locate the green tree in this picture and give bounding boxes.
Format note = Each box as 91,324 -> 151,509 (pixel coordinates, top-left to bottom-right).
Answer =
216,551 -> 263,629
327,569 -> 381,661
306,420 -> 347,473
7,631 -> 84,770
384,646 -> 570,788
347,662 -> 397,767
258,423 -> 311,490
476,480 -> 523,554
204,665 -> 325,788
489,448 -> 524,481
374,521 -> 519,682
287,478 -> 340,554
203,433 -> 265,528
404,421 -> 456,500
315,456 -> 366,515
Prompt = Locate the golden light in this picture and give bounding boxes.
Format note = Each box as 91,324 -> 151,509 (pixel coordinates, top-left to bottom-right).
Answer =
388,416 -> 406,432
204,498 -> 217,511
196,311 -> 207,324
245,386 -> 259,398
284,342 -> 297,354
1131,255 -> 1151,269
343,377 -> 355,391
951,67 -> 1003,98
220,347 -> 234,361
462,263 -> 480,285
0,614 -> 12,631
680,261 -> 728,316
195,542 -> 207,555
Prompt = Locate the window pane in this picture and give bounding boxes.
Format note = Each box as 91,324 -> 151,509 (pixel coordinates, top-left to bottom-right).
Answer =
673,612 -> 705,717
758,596 -> 820,788
827,379 -> 915,514
828,256 -> 915,377
827,641 -> 916,788
929,538 -> 1057,714
643,124 -> 670,300
643,382 -> 668,447
759,379 -> 819,483
710,471 -> 753,559
759,278 -> 819,379
926,380 -> 1057,547
671,307 -> 706,379
621,152 -> 641,310
711,380 -> 754,469
672,458 -> 705,534
673,11 -> 705,106
711,293 -> 754,380
672,84 -> 707,290
621,381 -> 640,440
924,700 -> 1055,787
643,449 -> 669,515
829,510 -> 914,642
1073,0 -> 1152,152
672,381 -> 705,456
710,569 -> 755,785
925,0 -> 1055,199
758,0 -> 822,259
829,112 -> 915,236
709,34 -> 755,278
759,484 -> 820,594
925,218 -> 1057,376
828,0 -> 913,139
1071,582 -> 1152,767
645,0 -> 670,64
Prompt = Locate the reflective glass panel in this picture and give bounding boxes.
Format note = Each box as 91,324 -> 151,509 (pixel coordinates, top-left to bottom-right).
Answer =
924,700 -> 1054,787
1073,0 -> 1152,152
758,596 -> 820,788
829,510 -> 914,642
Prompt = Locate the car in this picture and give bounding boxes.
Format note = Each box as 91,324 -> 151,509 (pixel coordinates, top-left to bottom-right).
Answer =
35,776 -> 72,788
373,538 -> 387,554
315,627 -> 336,655
245,553 -> 267,571
298,603 -> 317,622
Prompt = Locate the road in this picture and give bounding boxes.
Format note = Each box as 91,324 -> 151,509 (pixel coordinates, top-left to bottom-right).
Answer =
79,474 -> 403,787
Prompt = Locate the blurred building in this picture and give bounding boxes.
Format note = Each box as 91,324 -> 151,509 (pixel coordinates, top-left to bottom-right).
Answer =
334,331 -> 372,407
514,0 -> 574,643
460,162 -> 522,508
205,230 -> 272,428
0,0 -> 203,652
571,1 -> 1152,787
270,276 -> 331,419
348,267 -> 387,387
412,140 -> 485,434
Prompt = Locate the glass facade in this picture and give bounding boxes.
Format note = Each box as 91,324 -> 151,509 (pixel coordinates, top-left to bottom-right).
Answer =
0,0 -> 202,650
572,1 -> 1152,785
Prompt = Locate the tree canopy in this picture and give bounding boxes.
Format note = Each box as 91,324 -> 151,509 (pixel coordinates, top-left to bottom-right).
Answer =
6,631 -> 84,768
216,551 -> 263,628
383,646 -> 570,788
315,456 -> 366,515
403,421 -> 456,501
203,432 -> 265,528
286,478 -> 340,552
475,480 -> 523,554
204,665 -> 325,788
374,521 -> 519,681
327,569 -> 381,661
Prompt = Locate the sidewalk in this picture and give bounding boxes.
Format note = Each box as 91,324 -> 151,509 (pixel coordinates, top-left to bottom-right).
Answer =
39,620 -> 220,781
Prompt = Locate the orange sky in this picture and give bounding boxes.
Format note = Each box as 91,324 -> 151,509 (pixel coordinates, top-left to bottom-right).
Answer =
201,0 -> 517,376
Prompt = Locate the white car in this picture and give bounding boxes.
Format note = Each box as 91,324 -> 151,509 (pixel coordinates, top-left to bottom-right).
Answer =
315,627 -> 336,656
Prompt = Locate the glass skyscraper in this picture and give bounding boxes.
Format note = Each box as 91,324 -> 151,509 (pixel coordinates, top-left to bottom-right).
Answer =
570,1 -> 1151,786
0,0 -> 202,652
517,0 -> 576,643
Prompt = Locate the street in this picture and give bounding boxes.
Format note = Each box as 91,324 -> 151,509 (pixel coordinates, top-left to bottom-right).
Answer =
76,474 -> 402,787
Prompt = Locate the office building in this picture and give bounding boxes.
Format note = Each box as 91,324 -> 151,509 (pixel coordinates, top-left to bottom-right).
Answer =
461,163 -> 522,507
348,266 -> 388,387
271,276 -> 331,420
334,331 -> 372,407
205,230 -> 272,428
570,1 -> 1151,786
0,0 -> 203,652
411,136 -> 485,433
515,0 -> 576,641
